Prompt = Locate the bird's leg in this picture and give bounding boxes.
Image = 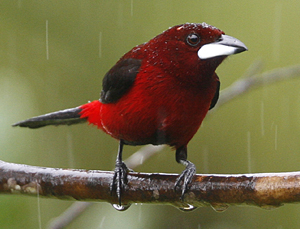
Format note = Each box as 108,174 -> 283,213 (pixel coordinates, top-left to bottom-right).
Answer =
174,146 -> 196,200
110,140 -> 128,206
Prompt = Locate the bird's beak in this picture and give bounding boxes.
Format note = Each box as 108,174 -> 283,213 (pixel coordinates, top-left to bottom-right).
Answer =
198,34 -> 248,60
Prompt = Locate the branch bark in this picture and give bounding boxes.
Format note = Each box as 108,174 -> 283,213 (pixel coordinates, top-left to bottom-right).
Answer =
1,160 -> 300,211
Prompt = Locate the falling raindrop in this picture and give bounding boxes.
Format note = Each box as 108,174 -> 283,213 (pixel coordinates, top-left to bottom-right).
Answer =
261,101 -> 265,136
130,0 -> 134,16
67,133 -> 75,168
202,146 -> 209,173
178,204 -> 197,212
99,31 -> 102,58
112,203 -> 131,211
210,203 -> 229,212
36,180 -> 42,229
247,131 -> 251,173
99,216 -> 106,228
275,124 -> 278,150
138,204 -> 142,222
272,1 -> 282,62
45,20 -> 49,60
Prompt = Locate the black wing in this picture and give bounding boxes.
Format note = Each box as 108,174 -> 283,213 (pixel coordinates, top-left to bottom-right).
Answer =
209,80 -> 220,110
100,58 -> 142,104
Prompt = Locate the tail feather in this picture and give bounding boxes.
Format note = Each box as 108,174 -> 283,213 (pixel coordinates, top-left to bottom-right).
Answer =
12,107 -> 87,129
79,100 -> 102,128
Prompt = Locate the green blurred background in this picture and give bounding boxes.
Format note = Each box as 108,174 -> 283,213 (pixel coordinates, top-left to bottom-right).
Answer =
1,0 -> 300,228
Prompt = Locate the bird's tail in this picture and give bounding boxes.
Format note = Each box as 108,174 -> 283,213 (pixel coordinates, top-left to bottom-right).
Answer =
13,100 -> 101,129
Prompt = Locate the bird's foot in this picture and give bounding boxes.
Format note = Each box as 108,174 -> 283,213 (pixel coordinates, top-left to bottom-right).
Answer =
110,161 -> 129,206
174,160 -> 196,200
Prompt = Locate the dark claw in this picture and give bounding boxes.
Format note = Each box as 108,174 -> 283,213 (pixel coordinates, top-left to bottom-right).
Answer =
110,161 -> 128,206
174,161 -> 196,200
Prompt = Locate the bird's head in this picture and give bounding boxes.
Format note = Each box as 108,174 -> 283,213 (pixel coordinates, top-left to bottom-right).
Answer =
141,23 -> 247,83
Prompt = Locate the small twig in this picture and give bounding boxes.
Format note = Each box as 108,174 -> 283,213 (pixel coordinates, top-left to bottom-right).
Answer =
48,202 -> 92,229
214,62 -> 300,109
124,145 -> 166,168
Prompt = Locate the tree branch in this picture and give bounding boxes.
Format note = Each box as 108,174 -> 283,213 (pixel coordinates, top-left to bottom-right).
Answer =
1,159 -> 300,211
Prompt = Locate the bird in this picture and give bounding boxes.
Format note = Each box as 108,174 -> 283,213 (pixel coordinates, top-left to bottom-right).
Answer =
13,22 -> 247,206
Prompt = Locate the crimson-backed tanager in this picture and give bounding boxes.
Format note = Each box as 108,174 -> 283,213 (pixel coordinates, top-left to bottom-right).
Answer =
13,23 -> 247,205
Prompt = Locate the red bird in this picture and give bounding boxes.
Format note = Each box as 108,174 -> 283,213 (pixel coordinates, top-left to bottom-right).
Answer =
13,23 -> 247,205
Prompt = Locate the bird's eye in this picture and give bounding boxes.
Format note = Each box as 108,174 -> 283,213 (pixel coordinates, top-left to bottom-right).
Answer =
186,33 -> 200,46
